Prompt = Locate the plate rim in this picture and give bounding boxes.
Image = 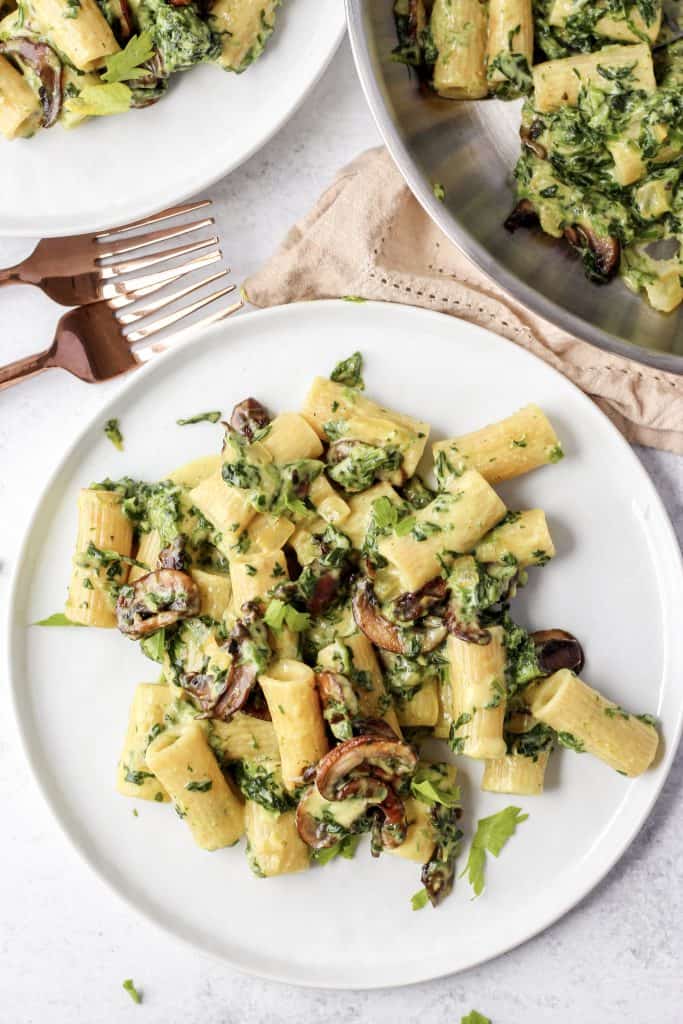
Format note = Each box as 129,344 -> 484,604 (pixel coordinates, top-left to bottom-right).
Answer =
0,11 -> 346,238
6,299 -> 683,989
345,0 -> 683,374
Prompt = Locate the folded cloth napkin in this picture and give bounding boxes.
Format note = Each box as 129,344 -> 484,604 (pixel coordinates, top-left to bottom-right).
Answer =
244,147 -> 683,454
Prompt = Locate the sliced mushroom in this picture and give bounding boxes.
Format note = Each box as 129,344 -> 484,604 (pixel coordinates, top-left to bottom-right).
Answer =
504,198 -> 540,233
520,122 -> 547,160
317,671 -> 359,740
229,397 -> 270,441
307,569 -> 344,616
295,784 -> 370,850
421,804 -> 463,905
212,662 -> 258,720
116,569 -> 200,638
393,576 -> 448,622
315,733 -> 417,801
352,717 -> 400,741
530,629 -> 584,675
0,38 -> 62,128
563,225 -> 620,283
157,535 -> 188,572
352,577 -> 446,655
444,606 -> 491,645
370,786 -> 408,855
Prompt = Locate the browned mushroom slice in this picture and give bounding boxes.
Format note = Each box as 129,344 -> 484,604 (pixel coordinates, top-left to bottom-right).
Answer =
157,535 -> 188,571
393,576 -> 448,622
307,569 -> 344,617
530,629 -> 584,675
444,606 -> 491,645
0,38 -> 62,128
520,122 -> 547,160
352,577 -> 445,655
295,784 -> 370,850
315,733 -> 417,801
212,662 -> 258,720
352,717 -> 400,741
229,398 -> 271,441
370,786 -> 408,855
180,672 -> 218,713
504,198 -> 540,233
563,225 -> 620,283
316,671 -> 359,741
116,569 -> 200,639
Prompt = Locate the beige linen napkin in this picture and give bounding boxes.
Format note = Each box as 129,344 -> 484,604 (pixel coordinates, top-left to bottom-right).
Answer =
244,147 -> 683,454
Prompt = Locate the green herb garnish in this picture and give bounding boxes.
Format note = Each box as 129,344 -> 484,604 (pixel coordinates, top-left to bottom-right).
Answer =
330,351 -> 364,389
104,418 -> 124,451
34,613 -> 84,627
122,978 -> 142,1004
102,32 -> 154,83
461,806 -> 528,897
176,410 -> 222,426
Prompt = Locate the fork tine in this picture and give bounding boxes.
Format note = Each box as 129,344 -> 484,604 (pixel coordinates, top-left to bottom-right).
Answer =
135,299 -> 244,363
117,269 -> 229,324
103,251 -> 223,307
99,236 -> 219,279
96,217 -> 214,260
95,200 -> 212,240
126,283 -> 239,343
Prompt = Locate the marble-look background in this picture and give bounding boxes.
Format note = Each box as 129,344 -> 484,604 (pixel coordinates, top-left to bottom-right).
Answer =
1,40 -> 682,1024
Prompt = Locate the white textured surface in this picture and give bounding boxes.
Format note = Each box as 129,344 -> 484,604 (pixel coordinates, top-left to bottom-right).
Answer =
1,39 -> 682,1024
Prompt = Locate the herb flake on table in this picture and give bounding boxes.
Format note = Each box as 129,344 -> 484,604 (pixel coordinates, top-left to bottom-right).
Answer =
460,806 -> 528,897
104,418 -> 124,451
461,1012 -> 491,1024
432,182 -> 446,201
176,410 -> 222,426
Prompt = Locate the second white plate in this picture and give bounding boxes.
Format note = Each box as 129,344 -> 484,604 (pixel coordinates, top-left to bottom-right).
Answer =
0,0 -> 345,236
7,301 -> 683,988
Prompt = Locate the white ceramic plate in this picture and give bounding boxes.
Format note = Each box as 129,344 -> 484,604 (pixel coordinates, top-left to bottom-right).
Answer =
7,301 -> 683,989
0,1 -> 344,237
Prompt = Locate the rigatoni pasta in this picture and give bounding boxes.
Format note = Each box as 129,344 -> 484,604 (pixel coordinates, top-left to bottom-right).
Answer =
54,349 -> 658,908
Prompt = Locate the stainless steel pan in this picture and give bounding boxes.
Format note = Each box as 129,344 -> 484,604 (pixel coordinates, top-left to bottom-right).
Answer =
346,1 -> 683,370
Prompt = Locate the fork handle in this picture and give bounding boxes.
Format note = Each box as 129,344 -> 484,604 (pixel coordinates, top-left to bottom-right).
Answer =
0,349 -> 51,390
0,264 -> 26,288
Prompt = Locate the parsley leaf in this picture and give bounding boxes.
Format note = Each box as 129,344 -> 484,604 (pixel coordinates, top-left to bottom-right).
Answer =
461,806 -> 528,897
122,978 -> 142,1004
263,598 -> 310,633
411,887 -> 429,910
34,612 -> 84,627
102,32 -> 154,83
371,495 -> 399,531
67,82 -> 132,117
176,410 -> 222,426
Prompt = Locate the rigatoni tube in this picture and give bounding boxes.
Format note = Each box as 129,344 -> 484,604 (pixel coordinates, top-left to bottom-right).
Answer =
260,660 -> 328,790
525,669 -> 659,776
116,683 -> 171,802
65,488 -> 134,627
430,0 -> 488,99
245,803 -> 310,877
481,751 -> 550,795
447,626 -> 507,759
146,724 -> 245,850
433,404 -> 563,484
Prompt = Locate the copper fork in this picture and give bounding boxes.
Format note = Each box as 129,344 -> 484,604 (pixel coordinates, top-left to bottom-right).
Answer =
0,268 -> 243,390
0,200 -> 218,306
